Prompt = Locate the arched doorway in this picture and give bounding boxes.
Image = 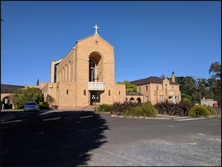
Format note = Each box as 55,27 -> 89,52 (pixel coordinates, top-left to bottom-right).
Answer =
2,97 -> 12,109
137,98 -> 141,103
130,97 -> 134,101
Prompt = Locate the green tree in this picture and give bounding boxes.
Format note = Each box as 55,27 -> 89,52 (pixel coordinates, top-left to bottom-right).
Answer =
207,62 -> 221,106
14,87 -> 43,108
37,79 -> 39,86
116,80 -> 137,92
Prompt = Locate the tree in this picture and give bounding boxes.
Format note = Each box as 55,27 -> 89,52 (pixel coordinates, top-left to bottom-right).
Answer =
116,80 -> 137,92
37,79 -> 39,86
207,62 -> 221,106
14,87 -> 43,108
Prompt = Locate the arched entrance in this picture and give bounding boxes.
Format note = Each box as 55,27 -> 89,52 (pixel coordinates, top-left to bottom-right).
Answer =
137,98 -> 141,103
2,96 -> 12,109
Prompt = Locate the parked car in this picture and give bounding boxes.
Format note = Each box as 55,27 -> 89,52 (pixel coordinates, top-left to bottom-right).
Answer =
24,102 -> 38,112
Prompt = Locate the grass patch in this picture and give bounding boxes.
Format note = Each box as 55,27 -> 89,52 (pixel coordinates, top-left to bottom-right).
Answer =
188,105 -> 210,118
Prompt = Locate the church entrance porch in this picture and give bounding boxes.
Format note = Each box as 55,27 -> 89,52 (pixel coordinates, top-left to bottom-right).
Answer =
90,91 -> 100,105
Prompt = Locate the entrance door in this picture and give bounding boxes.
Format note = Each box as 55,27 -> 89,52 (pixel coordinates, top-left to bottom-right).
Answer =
90,91 -> 100,105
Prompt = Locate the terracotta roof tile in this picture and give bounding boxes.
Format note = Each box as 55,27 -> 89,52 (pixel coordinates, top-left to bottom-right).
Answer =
1,84 -> 25,93
130,76 -> 179,86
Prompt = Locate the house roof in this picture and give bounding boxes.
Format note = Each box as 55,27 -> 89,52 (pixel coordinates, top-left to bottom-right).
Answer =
130,76 -> 179,86
126,92 -> 144,96
1,84 -> 25,93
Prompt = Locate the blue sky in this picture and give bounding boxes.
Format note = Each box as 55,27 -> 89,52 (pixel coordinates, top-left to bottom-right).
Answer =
1,1 -> 221,86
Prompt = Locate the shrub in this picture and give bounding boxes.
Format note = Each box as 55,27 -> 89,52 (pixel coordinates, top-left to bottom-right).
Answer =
183,98 -> 190,103
154,100 -> 194,116
205,106 -> 217,115
124,103 -> 158,118
96,104 -> 113,112
188,105 -> 210,118
111,100 -> 141,115
39,101 -> 49,109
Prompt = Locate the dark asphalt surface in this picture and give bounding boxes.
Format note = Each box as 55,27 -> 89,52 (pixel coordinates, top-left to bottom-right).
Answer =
1,110 -> 221,166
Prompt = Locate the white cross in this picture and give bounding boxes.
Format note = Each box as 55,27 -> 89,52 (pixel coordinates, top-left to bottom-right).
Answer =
93,25 -> 99,34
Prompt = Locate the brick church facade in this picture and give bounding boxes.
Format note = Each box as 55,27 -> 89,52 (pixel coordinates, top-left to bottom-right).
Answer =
1,25 -> 181,109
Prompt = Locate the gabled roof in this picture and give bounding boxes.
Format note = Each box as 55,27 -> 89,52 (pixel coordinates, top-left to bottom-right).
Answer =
1,84 -> 25,93
77,34 -> 114,48
130,76 -> 179,86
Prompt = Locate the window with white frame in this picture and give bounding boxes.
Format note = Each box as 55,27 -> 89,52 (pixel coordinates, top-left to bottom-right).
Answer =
146,96 -> 148,102
172,86 -> 174,90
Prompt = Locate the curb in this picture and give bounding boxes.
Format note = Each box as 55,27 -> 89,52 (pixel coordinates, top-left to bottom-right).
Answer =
110,115 -> 172,120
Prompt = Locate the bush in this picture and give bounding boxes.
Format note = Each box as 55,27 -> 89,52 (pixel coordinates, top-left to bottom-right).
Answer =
205,106 -> 217,115
111,101 -> 141,115
188,105 -> 210,118
39,101 -> 49,109
96,104 -> 113,112
183,98 -> 190,103
124,103 -> 158,118
154,100 -> 194,116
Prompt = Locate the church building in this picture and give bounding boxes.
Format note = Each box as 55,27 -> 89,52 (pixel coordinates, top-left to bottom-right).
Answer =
39,25 -> 127,109
1,25 -> 181,110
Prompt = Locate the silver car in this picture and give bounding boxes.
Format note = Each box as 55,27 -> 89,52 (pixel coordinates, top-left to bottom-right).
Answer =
24,102 -> 38,111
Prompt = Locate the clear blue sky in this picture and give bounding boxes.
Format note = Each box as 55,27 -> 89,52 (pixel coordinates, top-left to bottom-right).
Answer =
1,1 -> 221,86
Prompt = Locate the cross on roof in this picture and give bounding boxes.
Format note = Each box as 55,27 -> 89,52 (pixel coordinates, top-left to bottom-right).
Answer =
94,25 -> 99,34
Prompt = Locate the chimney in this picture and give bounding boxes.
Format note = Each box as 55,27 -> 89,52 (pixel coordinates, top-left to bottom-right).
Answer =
171,71 -> 175,82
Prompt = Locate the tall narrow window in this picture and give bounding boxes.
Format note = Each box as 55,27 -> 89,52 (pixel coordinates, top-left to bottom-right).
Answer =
84,89 -> 86,95
146,96 -> 148,102
160,95 -> 163,102
67,89 -> 69,94
172,86 -> 174,90
119,91 -> 120,95
156,86 -> 158,90
108,90 -> 110,96
146,86 -> 148,91
139,87 -> 141,92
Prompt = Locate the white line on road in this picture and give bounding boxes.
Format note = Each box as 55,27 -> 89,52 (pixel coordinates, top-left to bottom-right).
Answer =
1,120 -> 22,124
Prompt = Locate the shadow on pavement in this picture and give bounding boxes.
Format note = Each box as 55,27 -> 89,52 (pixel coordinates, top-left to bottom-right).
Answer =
1,111 -> 109,166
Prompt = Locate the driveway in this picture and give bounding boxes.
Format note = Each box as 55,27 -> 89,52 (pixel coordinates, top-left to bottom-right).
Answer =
1,110 -> 221,166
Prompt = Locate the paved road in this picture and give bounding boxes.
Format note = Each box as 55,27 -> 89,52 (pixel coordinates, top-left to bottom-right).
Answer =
1,110 -> 221,166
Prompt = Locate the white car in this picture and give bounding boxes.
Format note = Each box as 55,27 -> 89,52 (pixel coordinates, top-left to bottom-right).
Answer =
24,102 -> 38,111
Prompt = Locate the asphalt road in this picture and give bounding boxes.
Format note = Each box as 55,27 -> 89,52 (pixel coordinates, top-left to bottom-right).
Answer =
1,110 -> 221,166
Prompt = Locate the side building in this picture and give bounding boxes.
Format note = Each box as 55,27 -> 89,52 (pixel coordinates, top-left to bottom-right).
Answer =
130,72 -> 181,105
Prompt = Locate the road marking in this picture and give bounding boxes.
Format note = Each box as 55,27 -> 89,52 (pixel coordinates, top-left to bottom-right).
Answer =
198,133 -> 204,136
43,117 -> 61,121
80,115 -> 93,119
1,120 -> 22,124
188,142 -> 197,145
175,118 -> 206,121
